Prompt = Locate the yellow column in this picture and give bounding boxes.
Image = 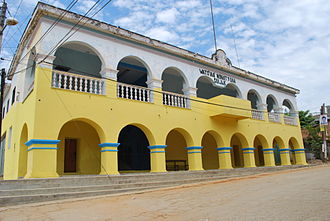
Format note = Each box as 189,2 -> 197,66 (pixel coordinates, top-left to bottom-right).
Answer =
148,145 -> 167,172
186,146 -> 204,171
99,143 -> 119,175
293,148 -> 308,165
217,147 -> 233,169
242,148 -> 256,168
279,148 -> 291,166
262,148 -> 276,167
25,139 -> 60,178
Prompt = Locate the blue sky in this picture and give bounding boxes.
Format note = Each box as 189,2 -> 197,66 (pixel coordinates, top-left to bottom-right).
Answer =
2,0 -> 330,113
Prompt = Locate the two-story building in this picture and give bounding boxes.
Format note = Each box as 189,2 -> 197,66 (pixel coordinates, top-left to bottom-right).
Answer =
0,2 -> 307,180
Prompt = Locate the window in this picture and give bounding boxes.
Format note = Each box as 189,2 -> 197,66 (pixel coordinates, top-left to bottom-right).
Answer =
0,134 -> 6,176
7,127 -> 12,149
11,87 -> 16,105
6,100 -> 9,113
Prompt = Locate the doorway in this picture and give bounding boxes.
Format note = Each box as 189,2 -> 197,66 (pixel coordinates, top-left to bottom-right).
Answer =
64,138 -> 77,173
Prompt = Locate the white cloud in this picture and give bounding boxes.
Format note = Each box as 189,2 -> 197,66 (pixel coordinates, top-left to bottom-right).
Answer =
156,8 -> 178,24
146,27 -> 179,42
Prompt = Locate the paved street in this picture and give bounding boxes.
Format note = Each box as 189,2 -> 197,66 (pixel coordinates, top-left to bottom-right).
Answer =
1,165 -> 330,221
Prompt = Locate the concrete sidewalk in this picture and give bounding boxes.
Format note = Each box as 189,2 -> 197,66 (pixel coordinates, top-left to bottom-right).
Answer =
1,164 -> 329,221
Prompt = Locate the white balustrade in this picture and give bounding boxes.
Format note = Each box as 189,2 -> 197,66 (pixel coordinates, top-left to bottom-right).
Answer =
52,70 -> 105,95
163,91 -> 190,109
251,109 -> 264,120
284,115 -> 298,126
117,82 -> 152,103
268,112 -> 281,123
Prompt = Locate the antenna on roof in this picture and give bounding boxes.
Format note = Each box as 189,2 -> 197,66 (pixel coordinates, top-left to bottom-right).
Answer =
230,24 -> 241,68
209,0 -> 218,52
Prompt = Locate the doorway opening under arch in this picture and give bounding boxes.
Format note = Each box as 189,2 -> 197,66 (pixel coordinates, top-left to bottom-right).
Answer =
117,125 -> 150,172
201,132 -> 219,170
165,130 -> 189,171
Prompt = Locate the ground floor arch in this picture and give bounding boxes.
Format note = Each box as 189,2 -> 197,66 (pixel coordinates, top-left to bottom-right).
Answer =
201,132 -> 219,170
289,137 -> 299,165
273,136 -> 284,165
18,124 -> 28,177
165,129 -> 189,171
230,133 -> 247,168
253,135 -> 267,167
117,125 -> 150,172
57,120 -> 101,175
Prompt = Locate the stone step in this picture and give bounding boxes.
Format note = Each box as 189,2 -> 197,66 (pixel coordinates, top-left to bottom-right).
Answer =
0,175 -> 231,197
0,185 -> 173,207
0,165 -> 310,207
0,166 -> 295,190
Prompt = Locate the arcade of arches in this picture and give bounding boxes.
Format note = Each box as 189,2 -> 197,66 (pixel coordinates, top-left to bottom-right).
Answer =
19,120 -> 307,178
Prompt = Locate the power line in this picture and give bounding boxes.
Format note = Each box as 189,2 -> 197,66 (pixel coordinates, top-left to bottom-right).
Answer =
38,0 -> 113,65
13,0 -> 79,72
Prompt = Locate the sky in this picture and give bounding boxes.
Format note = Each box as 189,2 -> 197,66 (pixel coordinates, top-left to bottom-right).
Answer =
2,0 -> 330,113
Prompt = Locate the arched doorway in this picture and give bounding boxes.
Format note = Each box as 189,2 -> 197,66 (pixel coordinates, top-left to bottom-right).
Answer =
196,77 -> 241,99
201,132 -> 219,170
118,125 -> 150,171
266,95 -> 278,112
117,56 -> 149,87
18,124 -> 28,177
273,136 -> 284,165
282,99 -> 295,116
165,129 -> 189,171
162,67 -> 187,94
247,90 -> 261,110
253,135 -> 267,167
57,120 -> 101,175
289,137 -> 299,165
53,42 -> 102,77
230,133 -> 247,168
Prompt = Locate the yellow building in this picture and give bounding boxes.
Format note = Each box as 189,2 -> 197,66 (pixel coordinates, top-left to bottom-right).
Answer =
0,3 -> 307,180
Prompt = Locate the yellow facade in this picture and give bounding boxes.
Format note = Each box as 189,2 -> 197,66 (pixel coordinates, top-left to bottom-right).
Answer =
1,64 -> 307,180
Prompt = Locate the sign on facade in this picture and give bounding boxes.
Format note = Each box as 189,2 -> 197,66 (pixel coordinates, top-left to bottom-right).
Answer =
199,68 -> 236,88
320,114 -> 328,126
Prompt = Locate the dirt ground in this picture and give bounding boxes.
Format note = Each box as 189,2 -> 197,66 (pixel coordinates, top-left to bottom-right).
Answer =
1,165 -> 330,221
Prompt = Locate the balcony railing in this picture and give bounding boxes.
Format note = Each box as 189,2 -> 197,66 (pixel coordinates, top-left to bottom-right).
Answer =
284,115 -> 297,126
52,70 -> 105,95
117,82 -> 152,103
251,109 -> 264,120
163,91 -> 190,109
268,112 -> 281,123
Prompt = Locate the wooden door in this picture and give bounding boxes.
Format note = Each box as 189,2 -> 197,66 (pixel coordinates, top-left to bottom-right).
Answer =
64,139 -> 77,173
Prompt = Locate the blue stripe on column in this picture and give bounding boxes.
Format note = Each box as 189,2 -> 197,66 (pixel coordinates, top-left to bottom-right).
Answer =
25,139 -> 60,147
216,147 -> 232,151
292,149 -> 305,152
242,148 -> 255,151
187,151 -> 202,154
262,148 -> 274,151
186,146 -> 203,150
243,151 -> 254,153
27,147 -> 59,151
148,145 -> 167,149
150,151 -> 166,153
218,151 -> 231,154
279,148 -> 290,151
99,143 -> 120,148
100,149 -> 119,152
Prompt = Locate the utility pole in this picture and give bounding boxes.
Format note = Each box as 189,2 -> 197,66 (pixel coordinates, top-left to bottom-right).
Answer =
0,68 -> 4,136
0,0 -> 7,52
0,1 -> 7,137
320,103 -> 328,161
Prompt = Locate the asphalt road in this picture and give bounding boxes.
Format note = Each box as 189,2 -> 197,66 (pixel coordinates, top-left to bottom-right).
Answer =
1,164 -> 329,221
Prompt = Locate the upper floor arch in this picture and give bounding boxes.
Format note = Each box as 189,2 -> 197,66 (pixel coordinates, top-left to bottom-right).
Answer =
53,41 -> 104,78
282,99 -> 296,115
161,67 -> 189,94
196,76 -> 242,99
116,56 -> 152,88
247,89 -> 262,110
266,94 -> 279,112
